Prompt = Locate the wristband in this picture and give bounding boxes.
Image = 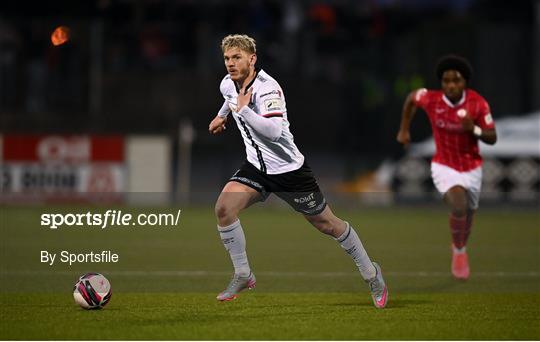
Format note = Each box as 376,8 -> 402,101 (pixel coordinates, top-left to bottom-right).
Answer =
473,126 -> 482,137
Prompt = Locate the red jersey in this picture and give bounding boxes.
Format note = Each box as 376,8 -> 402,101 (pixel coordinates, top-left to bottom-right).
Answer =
412,88 -> 495,172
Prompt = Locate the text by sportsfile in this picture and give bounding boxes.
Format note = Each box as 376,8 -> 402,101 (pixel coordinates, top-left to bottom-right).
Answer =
40,209 -> 182,229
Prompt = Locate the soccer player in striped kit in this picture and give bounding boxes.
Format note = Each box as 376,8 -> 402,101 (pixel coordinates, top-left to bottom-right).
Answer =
208,34 -> 388,307
397,55 -> 497,280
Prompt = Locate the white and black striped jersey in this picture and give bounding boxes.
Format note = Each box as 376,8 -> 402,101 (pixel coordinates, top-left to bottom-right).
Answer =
218,69 -> 305,174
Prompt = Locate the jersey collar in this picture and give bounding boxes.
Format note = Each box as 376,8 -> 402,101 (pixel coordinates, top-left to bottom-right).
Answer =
442,90 -> 466,108
234,68 -> 260,94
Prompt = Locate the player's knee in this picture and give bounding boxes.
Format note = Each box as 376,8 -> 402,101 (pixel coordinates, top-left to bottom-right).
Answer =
214,202 -> 237,223
451,206 -> 467,218
451,198 -> 468,217
447,188 -> 468,217
449,198 -> 468,217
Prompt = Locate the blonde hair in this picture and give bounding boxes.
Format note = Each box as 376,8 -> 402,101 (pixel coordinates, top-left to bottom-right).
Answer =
221,34 -> 257,54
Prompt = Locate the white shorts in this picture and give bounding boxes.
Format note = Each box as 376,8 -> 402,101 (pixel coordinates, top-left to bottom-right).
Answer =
431,162 -> 482,210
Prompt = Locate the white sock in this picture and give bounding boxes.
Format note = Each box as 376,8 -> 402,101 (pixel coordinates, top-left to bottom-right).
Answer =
218,219 -> 251,277
336,222 -> 376,280
453,245 -> 467,254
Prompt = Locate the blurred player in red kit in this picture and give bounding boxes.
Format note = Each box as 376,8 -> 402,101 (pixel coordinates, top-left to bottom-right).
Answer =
397,55 -> 497,280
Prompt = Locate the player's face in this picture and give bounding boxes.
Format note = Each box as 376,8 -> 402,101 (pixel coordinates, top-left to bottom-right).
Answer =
223,47 -> 255,82
441,70 -> 466,102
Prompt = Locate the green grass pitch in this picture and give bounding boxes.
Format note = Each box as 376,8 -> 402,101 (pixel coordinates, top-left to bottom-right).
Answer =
1,204 -> 539,339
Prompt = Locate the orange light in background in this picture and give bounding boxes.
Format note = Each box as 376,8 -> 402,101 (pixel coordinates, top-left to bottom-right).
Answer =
51,26 -> 70,46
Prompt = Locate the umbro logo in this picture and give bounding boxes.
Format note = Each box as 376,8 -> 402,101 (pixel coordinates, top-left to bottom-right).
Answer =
221,237 -> 234,244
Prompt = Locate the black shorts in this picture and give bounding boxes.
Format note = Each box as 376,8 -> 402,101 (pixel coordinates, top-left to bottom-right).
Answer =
229,160 -> 327,216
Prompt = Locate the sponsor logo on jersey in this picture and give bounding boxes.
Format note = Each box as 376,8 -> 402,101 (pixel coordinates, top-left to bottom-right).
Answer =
264,98 -> 282,112
436,119 -> 462,131
457,109 -> 467,118
260,90 -> 281,98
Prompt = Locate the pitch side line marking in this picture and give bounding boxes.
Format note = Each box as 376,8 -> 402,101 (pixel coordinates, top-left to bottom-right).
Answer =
2,270 -> 539,277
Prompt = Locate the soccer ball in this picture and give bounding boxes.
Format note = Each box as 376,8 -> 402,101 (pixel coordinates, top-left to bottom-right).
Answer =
73,272 -> 112,309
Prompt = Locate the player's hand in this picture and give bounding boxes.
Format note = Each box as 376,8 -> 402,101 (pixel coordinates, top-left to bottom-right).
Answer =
460,115 -> 474,133
237,87 -> 253,112
209,115 -> 227,134
396,130 -> 411,147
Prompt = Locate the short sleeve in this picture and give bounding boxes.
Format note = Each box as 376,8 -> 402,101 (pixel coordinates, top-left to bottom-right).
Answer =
475,98 -> 495,130
257,82 -> 285,118
412,88 -> 429,109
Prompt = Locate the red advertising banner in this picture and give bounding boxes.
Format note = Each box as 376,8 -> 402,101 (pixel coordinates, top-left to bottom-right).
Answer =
2,135 -> 124,162
0,135 -> 126,202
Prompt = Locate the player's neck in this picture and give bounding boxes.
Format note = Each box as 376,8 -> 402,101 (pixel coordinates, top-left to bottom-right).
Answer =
237,68 -> 257,91
443,90 -> 466,106
449,95 -> 462,104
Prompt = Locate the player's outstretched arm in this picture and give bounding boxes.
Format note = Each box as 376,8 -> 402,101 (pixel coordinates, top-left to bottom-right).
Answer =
397,91 -> 419,147
209,115 -> 228,134
208,100 -> 231,134
209,100 -> 231,134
